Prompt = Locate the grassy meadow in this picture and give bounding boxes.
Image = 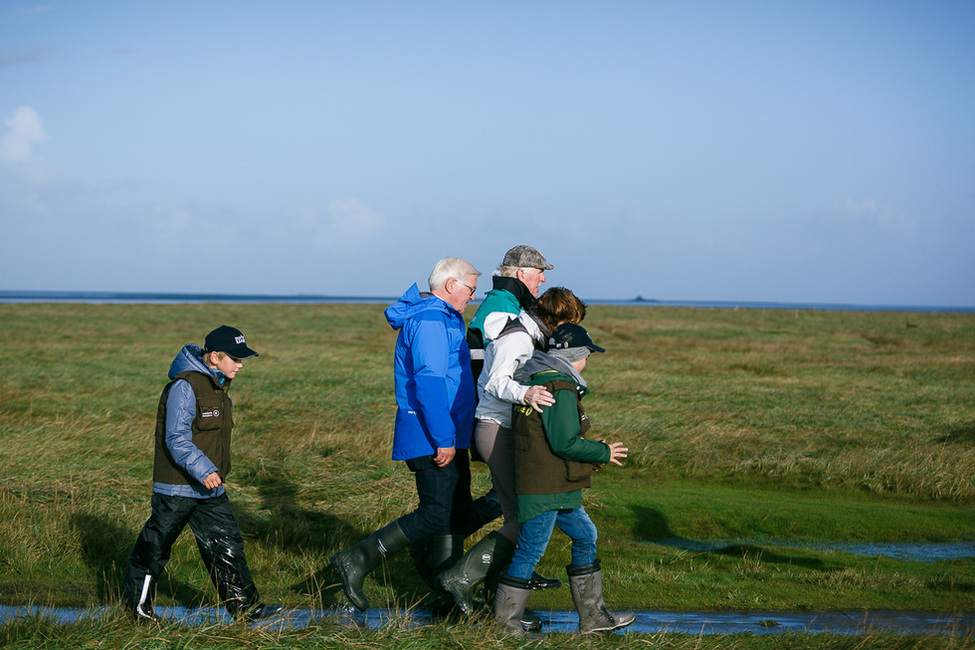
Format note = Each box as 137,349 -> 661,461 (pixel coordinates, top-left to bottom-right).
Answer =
1,301 -> 973,648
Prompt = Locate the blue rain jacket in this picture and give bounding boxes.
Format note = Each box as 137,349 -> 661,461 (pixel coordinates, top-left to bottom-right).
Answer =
384,283 -> 476,460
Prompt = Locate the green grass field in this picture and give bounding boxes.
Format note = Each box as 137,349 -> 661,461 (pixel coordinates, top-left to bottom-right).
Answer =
1,302 -> 973,648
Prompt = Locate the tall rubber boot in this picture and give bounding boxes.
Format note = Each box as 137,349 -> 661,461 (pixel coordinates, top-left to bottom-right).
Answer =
330,521 -> 410,611
427,534 -> 465,615
409,537 -> 436,592
567,560 -> 635,633
437,531 -> 515,615
493,574 -> 532,635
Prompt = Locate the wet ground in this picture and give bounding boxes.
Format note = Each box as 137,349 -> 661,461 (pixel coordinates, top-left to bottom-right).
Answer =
2,604 -> 973,636
649,539 -> 975,562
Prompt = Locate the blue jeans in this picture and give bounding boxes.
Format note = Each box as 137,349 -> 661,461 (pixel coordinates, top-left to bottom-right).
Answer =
506,507 -> 598,580
397,454 -> 459,542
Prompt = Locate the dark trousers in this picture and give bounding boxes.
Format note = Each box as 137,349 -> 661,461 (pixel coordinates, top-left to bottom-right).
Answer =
450,448 -> 502,537
122,492 -> 259,615
397,450 -> 503,542
398,455 -> 459,541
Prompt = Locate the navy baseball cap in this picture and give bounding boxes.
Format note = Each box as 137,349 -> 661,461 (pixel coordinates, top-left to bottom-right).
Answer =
204,325 -> 259,359
548,323 -> 605,354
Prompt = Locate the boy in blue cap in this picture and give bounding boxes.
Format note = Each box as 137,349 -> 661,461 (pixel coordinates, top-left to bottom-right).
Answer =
122,325 -> 280,622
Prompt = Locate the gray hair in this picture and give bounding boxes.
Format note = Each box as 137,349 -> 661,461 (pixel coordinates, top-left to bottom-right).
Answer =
428,257 -> 481,291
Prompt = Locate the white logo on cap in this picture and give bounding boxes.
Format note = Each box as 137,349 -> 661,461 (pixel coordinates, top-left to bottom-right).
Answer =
235,335 -> 246,344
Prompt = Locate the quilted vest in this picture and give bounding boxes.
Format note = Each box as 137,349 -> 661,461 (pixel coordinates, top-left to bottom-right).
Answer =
512,379 -> 594,495
152,370 -> 234,486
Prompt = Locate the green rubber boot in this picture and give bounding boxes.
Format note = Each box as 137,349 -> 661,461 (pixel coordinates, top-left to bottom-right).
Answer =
330,521 -> 410,611
437,531 -> 515,615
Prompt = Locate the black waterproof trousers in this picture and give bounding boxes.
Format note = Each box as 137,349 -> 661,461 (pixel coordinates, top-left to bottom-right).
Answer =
122,492 -> 259,616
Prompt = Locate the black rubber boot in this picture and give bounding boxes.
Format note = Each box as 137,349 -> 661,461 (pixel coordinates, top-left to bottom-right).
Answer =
330,521 -> 411,611
567,560 -> 635,633
427,534 -> 465,615
437,531 -> 515,615
528,570 -> 562,590
409,537 -> 437,591
431,535 -> 465,578
493,574 -> 532,635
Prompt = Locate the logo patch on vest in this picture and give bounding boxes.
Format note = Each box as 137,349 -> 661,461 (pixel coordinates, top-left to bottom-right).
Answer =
201,409 -> 220,418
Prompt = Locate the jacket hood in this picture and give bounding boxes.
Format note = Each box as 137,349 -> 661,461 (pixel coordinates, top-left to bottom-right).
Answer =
168,343 -> 225,384
385,283 -> 457,330
522,349 -> 589,392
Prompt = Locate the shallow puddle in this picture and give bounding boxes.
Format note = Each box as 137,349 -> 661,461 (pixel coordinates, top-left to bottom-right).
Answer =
649,538 -> 975,562
2,605 -> 972,636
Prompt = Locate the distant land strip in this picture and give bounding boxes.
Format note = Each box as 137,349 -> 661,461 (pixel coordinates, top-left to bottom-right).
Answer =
0,290 -> 973,313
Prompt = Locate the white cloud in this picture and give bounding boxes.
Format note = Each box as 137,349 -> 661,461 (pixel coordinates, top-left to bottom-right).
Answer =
842,197 -> 917,239
327,197 -> 384,237
295,197 -> 385,243
1,105 -> 49,164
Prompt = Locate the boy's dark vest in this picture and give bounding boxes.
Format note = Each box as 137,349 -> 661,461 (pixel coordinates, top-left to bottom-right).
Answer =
512,379 -> 594,495
153,370 -> 234,486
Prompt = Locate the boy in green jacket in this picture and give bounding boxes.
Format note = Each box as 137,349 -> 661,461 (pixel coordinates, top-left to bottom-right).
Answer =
495,323 -> 634,634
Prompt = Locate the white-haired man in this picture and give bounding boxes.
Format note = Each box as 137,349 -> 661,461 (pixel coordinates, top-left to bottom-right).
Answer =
330,257 -> 480,611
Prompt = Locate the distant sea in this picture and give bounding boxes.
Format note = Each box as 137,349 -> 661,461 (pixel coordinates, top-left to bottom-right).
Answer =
1,290 -> 972,313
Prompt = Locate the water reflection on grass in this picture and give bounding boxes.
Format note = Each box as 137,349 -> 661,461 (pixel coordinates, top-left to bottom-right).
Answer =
1,605 -> 973,636
647,539 -> 975,562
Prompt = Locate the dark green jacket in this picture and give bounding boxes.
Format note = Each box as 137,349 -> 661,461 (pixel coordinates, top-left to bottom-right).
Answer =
512,366 -> 611,522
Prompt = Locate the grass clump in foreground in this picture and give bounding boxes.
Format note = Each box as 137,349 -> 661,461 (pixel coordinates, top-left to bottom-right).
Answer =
0,303 -> 973,623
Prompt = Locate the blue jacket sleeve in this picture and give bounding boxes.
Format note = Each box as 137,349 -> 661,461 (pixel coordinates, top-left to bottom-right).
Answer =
409,317 -> 457,448
165,379 -> 221,483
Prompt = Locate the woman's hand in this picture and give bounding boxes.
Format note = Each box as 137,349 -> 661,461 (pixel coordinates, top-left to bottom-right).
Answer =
524,385 -> 555,412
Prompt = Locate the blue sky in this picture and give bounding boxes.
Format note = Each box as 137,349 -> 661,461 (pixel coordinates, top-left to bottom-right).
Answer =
2,1 -> 973,306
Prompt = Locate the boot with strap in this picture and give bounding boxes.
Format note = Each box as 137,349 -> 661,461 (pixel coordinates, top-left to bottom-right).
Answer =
330,521 -> 411,611
567,559 -> 635,633
493,573 -> 532,635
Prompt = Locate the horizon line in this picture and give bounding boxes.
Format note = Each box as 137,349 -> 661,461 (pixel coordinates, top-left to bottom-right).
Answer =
0,290 -> 972,313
